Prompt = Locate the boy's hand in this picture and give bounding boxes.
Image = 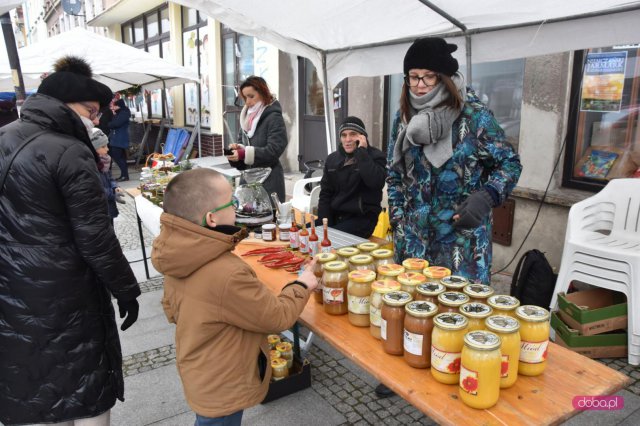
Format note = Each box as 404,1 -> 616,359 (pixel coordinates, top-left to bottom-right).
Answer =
297,257 -> 318,291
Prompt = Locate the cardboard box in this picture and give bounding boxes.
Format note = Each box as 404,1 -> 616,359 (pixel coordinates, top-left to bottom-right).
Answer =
262,357 -> 311,403
551,312 -> 627,359
556,288 -> 627,336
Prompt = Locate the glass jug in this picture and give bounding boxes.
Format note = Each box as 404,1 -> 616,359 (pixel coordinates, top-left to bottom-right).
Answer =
234,167 -> 274,226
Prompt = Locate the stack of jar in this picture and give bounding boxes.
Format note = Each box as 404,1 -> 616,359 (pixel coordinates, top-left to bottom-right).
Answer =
267,335 -> 292,381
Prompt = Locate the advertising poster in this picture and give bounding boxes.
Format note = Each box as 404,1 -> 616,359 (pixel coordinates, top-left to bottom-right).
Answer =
580,51 -> 627,112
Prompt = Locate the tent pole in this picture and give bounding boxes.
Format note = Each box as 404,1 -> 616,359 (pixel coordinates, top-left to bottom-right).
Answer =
320,52 -> 335,155
1,12 -> 26,115
465,35 -> 472,83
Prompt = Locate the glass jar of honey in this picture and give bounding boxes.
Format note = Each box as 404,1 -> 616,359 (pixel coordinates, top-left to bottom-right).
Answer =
269,349 -> 281,360
431,313 -> 468,384
348,254 -> 376,273
423,266 -> 451,283
271,357 -> 289,381
441,275 -> 469,292
357,242 -> 380,253
313,252 -> 337,304
347,269 -> 376,327
397,272 -> 427,298
403,301 -> 438,368
371,248 -> 394,270
322,261 -> 349,315
485,315 -> 521,389
377,263 -> 405,281
463,283 -> 495,303
437,291 -> 470,313
515,305 -> 550,377
267,334 -> 280,349
336,247 -> 360,263
370,280 -> 401,340
275,341 -> 293,369
415,282 -> 446,305
381,291 -> 413,355
459,302 -> 493,331
402,258 -> 429,274
459,330 -> 502,409
487,295 -> 521,318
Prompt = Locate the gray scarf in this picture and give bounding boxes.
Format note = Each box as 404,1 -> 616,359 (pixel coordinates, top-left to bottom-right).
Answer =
391,73 -> 466,185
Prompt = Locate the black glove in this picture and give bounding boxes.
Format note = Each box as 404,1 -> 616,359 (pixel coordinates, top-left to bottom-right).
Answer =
453,189 -> 494,229
117,298 -> 139,331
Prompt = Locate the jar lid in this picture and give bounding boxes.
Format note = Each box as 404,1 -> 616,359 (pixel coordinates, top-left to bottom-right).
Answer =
397,272 -> 427,286
487,295 -> 520,310
371,248 -> 394,259
416,282 -> 446,296
278,223 -> 290,230
463,283 -> 495,298
437,291 -> 470,307
423,266 -> 452,279
349,254 -> 374,265
377,263 -> 405,276
315,252 -> 337,263
323,260 -> 348,272
515,305 -> 550,322
371,280 -> 401,294
485,315 -> 520,334
357,242 -> 380,252
433,312 -> 468,330
262,223 -> 276,230
276,342 -> 292,352
402,258 -> 429,270
440,275 -> 469,289
460,302 -> 493,318
464,330 -> 501,351
271,357 -> 287,368
336,247 -> 360,257
267,334 -> 280,344
405,301 -> 438,317
269,349 -> 281,359
382,291 -> 413,306
348,269 -> 376,283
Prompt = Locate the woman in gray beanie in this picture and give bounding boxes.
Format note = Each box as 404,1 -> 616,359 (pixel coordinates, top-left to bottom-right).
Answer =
387,37 -> 522,284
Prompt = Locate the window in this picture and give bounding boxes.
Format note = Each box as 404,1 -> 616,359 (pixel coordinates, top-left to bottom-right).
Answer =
564,46 -> 640,190
182,7 -> 209,128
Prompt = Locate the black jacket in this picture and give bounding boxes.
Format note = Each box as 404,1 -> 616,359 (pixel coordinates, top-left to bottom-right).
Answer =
317,143 -> 386,227
0,94 -> 140,425
230,100 -> 288,200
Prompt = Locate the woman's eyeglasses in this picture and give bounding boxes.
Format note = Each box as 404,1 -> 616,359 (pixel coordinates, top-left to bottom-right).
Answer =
404,73 -> 440,87
80,103 -> 103,120
201,196 -> 240,226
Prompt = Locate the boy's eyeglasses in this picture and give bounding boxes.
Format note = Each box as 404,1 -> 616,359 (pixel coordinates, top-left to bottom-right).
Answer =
404,73 -> 440,87
201,196 -> 239,226
80,102 -> 103,120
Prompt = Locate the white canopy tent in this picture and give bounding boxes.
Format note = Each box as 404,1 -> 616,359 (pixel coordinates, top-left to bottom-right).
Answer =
175,0 -> 640,152
0,0 -> 20,15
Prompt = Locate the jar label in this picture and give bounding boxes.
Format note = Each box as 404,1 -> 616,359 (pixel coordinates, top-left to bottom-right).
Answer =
279,230 -> 290,241
403,330 -> 424,356
431,345 -> 461,374
348,295 -> 370,314
370,305 -> 382,326
459,364 -> 479,395
299,235 -> 308,253
309,240 -> 319,256
501,354 -> 510,378
519,339 -> 549,364
323,287 -> 344,305
321,246 -> 332,253
290,231 -> 299,249
381,319 -> 387,340
263,231 -> 274,241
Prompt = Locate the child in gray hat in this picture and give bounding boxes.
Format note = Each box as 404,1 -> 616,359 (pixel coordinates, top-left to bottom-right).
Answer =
91,128 -> 125,225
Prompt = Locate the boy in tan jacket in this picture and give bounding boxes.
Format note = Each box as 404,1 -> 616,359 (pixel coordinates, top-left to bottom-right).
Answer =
151,168 -> 317,425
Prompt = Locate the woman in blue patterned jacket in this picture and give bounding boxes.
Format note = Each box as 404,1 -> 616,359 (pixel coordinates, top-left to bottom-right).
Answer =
387,38 -> 522,284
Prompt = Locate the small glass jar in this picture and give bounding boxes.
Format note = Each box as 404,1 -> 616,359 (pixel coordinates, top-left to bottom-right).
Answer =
276,341 -> 293,369
463,284 -> 495,303
348,254 -> 376,273
459,302 -> 493,331
369,280 -> 401,339
262,223 -> 277,241
515,305 -> 550,377
267,334 -> 280,349
357,242 -> 380,253
485,315 -> 521,389
441,275 -> 469,292
313,252 -> 337,304
487,295 -> 521,318
377,263 -> 405,281
403,301 -> 438,368
347,269 -> 376,327
322,261 -> 349,315
336,247 -> 360,263
371,248 -> 395,270
423,266 -> 451,284
459,330 -> 502,409
278,224 -> 290,242
269,349 -> 281,360
431,313 -> 468,384
402,258 -> 429,274
437,291 -> 470,313
415,282 -> 446,305
271,357 -> 289,381
397,272 -> 427,298
381,291 -> 413,355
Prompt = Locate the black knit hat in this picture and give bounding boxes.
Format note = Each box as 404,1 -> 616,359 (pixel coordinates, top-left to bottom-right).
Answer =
403,37 -> 459,76
338,116 -> 368,138
38,56 -> 113,108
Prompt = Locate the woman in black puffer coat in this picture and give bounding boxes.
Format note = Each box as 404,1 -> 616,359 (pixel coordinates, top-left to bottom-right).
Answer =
0,57 -> 140,425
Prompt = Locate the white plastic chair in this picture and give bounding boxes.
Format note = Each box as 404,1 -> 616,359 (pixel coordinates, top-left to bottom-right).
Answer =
549,179 -> 640,365
291,176 -> 322,214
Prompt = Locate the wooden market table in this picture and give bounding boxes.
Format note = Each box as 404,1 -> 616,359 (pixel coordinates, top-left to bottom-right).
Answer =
237,242 -> 630,426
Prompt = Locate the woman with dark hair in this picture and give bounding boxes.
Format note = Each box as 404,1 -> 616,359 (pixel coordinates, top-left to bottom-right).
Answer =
226,76 -> 288,201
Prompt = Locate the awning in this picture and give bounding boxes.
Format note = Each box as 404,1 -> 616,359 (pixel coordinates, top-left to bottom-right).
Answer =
87,0 -> 165,27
